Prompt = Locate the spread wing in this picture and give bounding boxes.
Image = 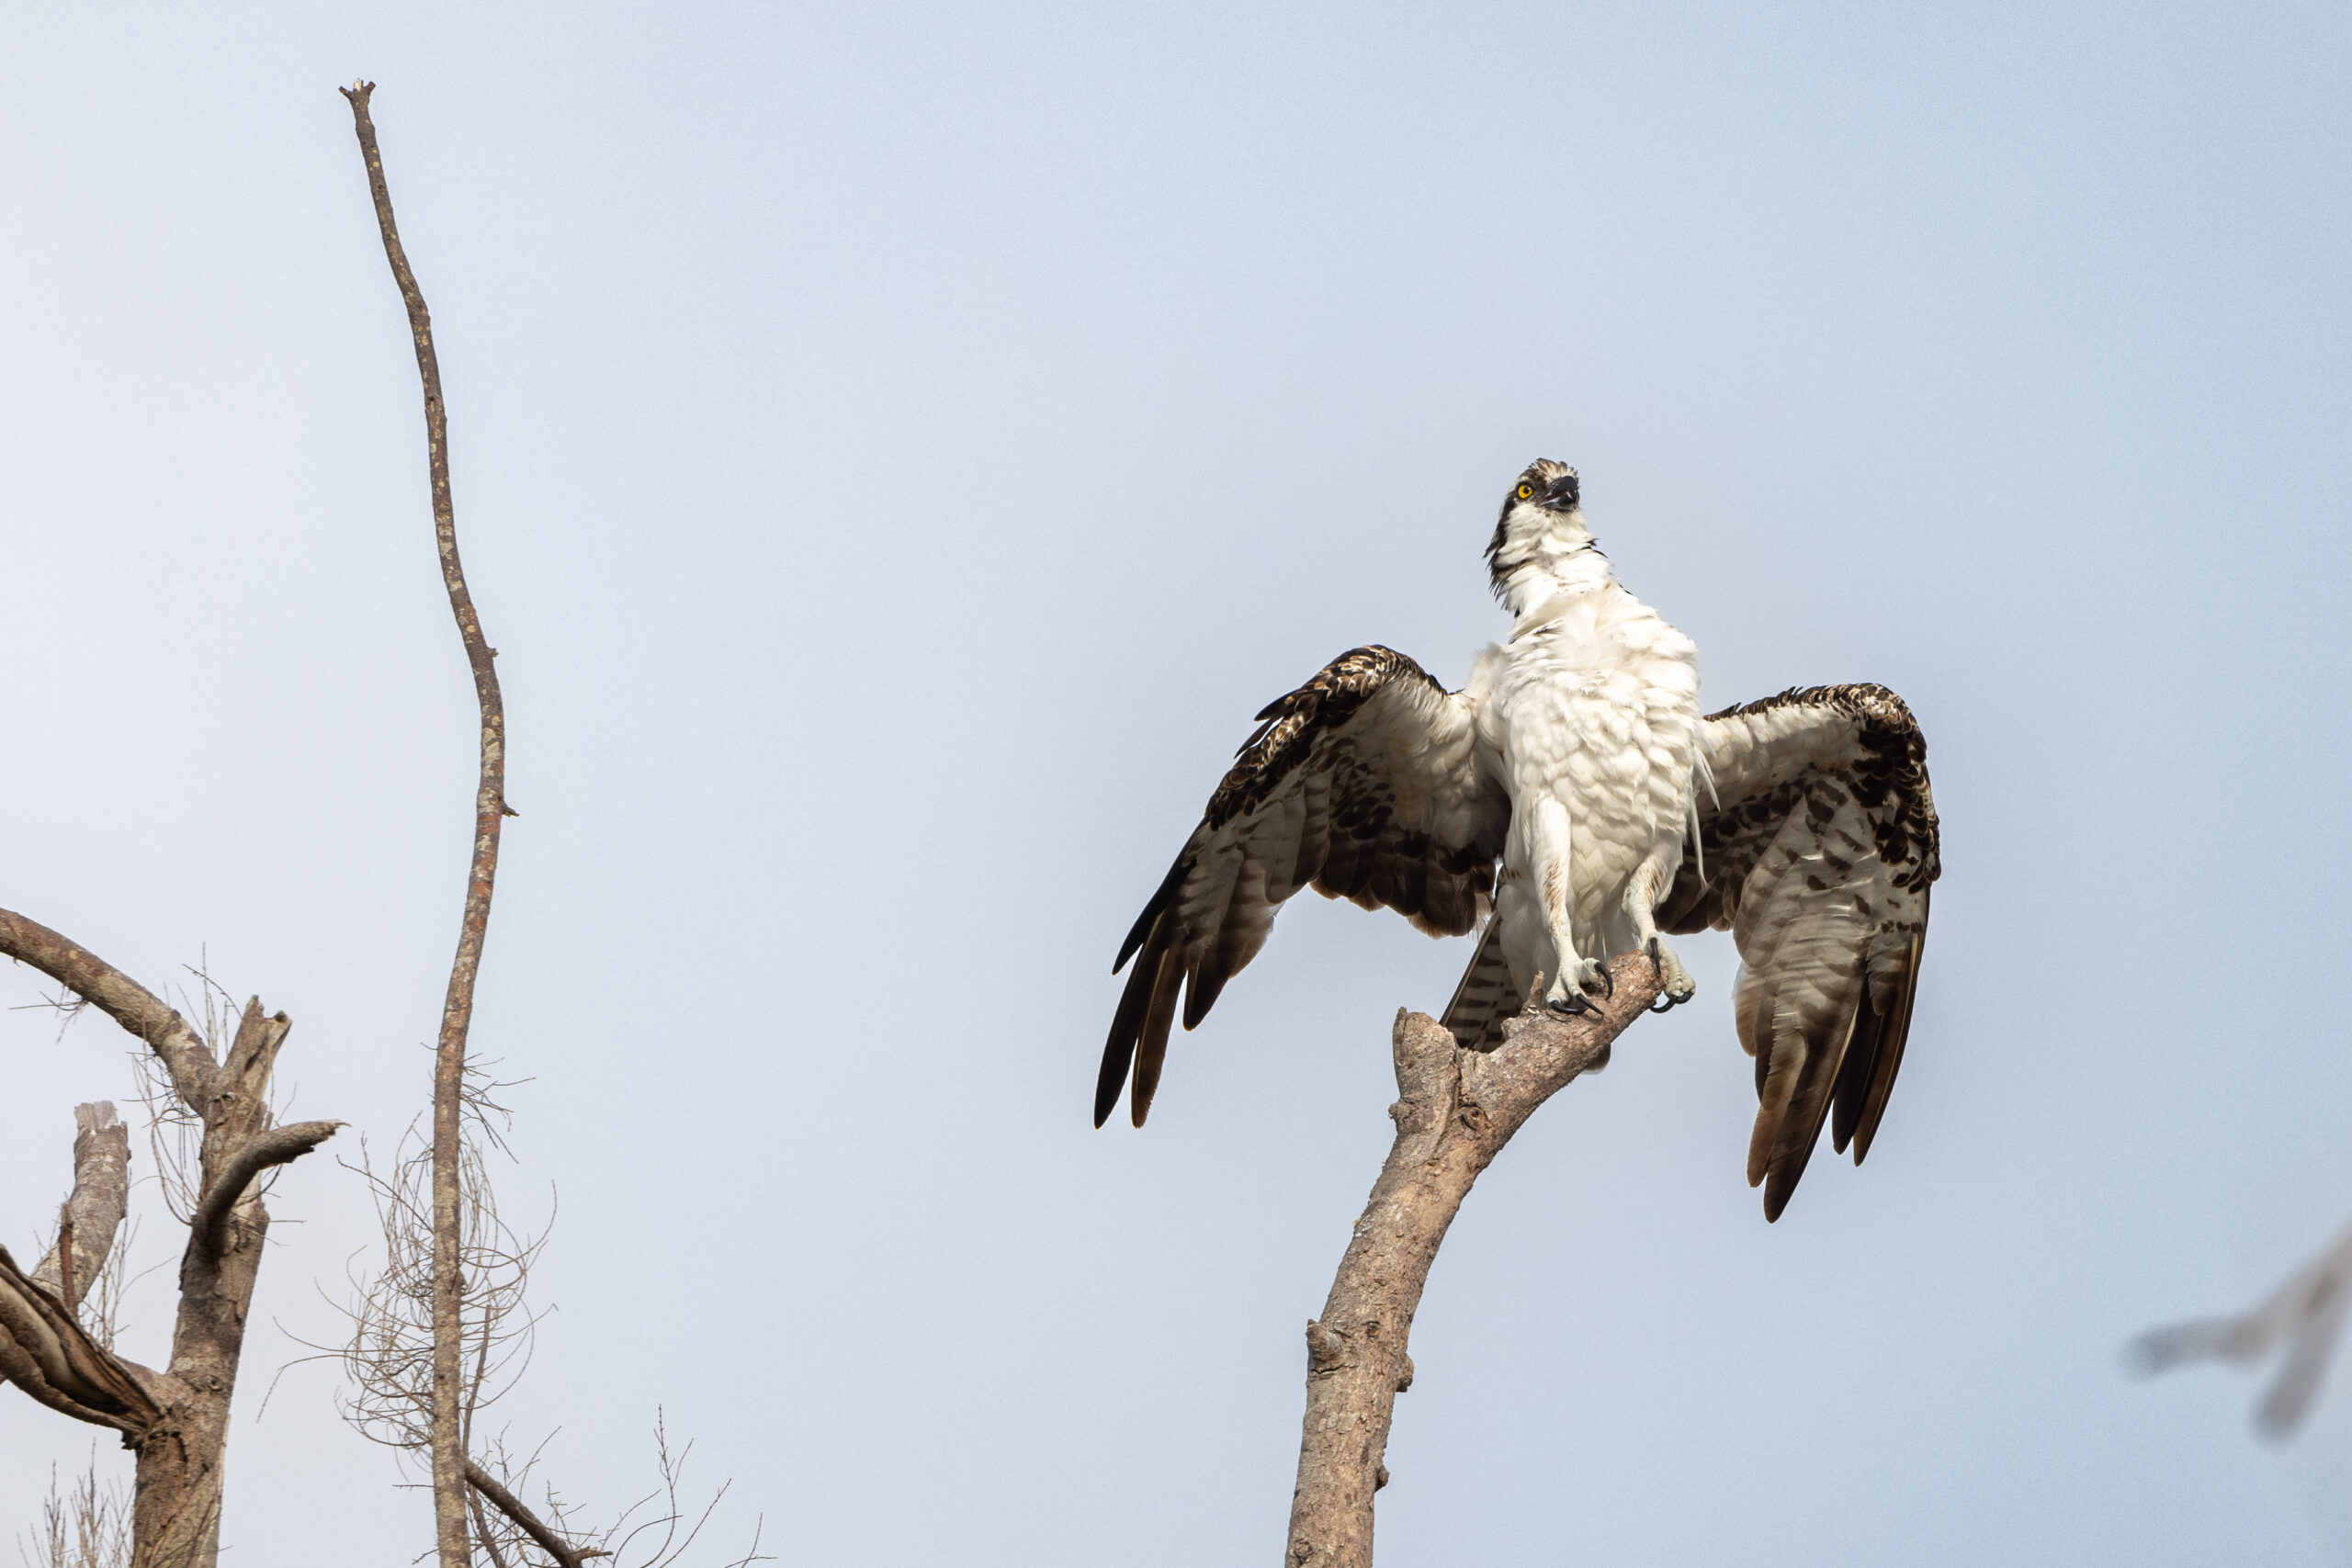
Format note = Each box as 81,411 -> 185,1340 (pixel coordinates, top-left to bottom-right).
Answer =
1099,646 -> 1508,1128
1657,683 -> 1940,1221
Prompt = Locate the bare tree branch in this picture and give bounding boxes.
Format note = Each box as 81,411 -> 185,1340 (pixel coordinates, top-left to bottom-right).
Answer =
32,1105 -> 131,1314
2133,1217 -> 2352,1438
0,910 -> 218,1111
187,1121 -> 341,1260
0,1246 -> 163,1436
1285,953 -> 1660,1568
339,76 -> 514,1568
466,1461 -> 608,1567
469,1488 -> 516,1568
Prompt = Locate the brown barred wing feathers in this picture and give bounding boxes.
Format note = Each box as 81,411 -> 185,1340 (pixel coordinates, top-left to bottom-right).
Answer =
1097,647 -> 1508,1128
1657,683 -> 1939,1220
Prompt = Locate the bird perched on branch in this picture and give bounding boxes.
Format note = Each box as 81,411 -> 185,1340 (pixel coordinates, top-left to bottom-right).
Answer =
1098,460 -> 1940,1220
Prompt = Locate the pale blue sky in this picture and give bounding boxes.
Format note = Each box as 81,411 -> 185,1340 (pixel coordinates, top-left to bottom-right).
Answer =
3,3 -> 2349,1562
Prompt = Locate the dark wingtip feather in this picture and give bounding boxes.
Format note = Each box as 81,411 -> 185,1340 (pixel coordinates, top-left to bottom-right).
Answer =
1128,948 -> 1183,1127
1760,1133 -> 1822,1223
1829,985 -> 1885,1156
1115,852 -> 1191,974
1093,1016 -> 1136,1129
1756,988 -> 1865,1222
1097,924 -> 1168,1125
1851,927 -> 1926,1165
1182,964 -> 1228,1032
1761,1097 -> 1835,1220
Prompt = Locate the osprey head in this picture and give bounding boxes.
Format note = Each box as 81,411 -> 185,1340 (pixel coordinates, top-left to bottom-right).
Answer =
1502,459 -> 1580,516
1485,459 -> 1595,600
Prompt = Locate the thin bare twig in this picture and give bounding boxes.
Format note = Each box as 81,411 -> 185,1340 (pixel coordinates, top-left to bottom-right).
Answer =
340,76 -> 514,1568
318,1110 -> 552,1459
8,987 -> 94,1043
584,1415 -> 768,1568
127,1049 -> 203,1227
1285,955 -> 1660,1568
311,1081 -> 764,1567
17,1452 -> 133,1568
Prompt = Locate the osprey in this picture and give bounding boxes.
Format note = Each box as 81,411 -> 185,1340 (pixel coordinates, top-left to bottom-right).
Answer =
1098,460 -> 1940,1220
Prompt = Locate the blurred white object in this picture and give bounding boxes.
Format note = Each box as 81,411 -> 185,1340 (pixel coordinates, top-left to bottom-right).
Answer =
2134,1221 -> 2352,1438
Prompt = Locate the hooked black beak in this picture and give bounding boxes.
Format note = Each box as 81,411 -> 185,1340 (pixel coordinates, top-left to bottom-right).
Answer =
1541,473 -> 1581,510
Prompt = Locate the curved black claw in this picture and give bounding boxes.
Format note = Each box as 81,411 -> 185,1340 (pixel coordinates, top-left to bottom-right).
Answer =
1589,964 -> 1616,1001
1643,937 -> 1690,1011
1544,991 -> 1598,1020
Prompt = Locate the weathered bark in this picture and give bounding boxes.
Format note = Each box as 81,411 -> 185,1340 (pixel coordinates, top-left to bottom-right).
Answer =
32,1103 -> 131,1309
340,77 -> 514,1568
0,1242 -> 161,1434
0,910 -> 338,1568
1285,953 -> 1660,1568
188,1120 -> 342,1259
0,1100 -> 153,1430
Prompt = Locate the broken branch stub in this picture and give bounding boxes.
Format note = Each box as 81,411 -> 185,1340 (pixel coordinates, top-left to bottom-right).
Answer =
32,1103 -> 132,1311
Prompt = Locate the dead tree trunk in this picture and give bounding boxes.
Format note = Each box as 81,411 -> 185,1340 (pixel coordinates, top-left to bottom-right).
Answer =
0,908 -> 338,1568
337,78 -> 514,1568
1285,953 -> 1659,1568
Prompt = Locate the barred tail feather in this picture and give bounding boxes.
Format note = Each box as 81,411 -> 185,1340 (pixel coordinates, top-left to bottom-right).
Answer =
1440,917 -> 1516,1052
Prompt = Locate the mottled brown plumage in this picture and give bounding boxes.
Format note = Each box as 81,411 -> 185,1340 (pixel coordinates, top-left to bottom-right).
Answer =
1653,683 -> 1939,1219
1098,647 -> 1507,1128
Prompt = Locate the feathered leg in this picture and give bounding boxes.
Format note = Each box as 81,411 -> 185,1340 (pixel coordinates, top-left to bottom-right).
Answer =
1622,856 -> 1697,1011
1526,796 -> 1609,1016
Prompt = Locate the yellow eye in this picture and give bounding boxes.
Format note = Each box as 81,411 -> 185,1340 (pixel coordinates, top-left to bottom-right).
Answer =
1516,482 -> 1535,501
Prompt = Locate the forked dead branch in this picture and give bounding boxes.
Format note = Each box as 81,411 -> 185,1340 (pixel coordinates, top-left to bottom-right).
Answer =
0,909 -> 341,1568
1285,954 -> 1660,1568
